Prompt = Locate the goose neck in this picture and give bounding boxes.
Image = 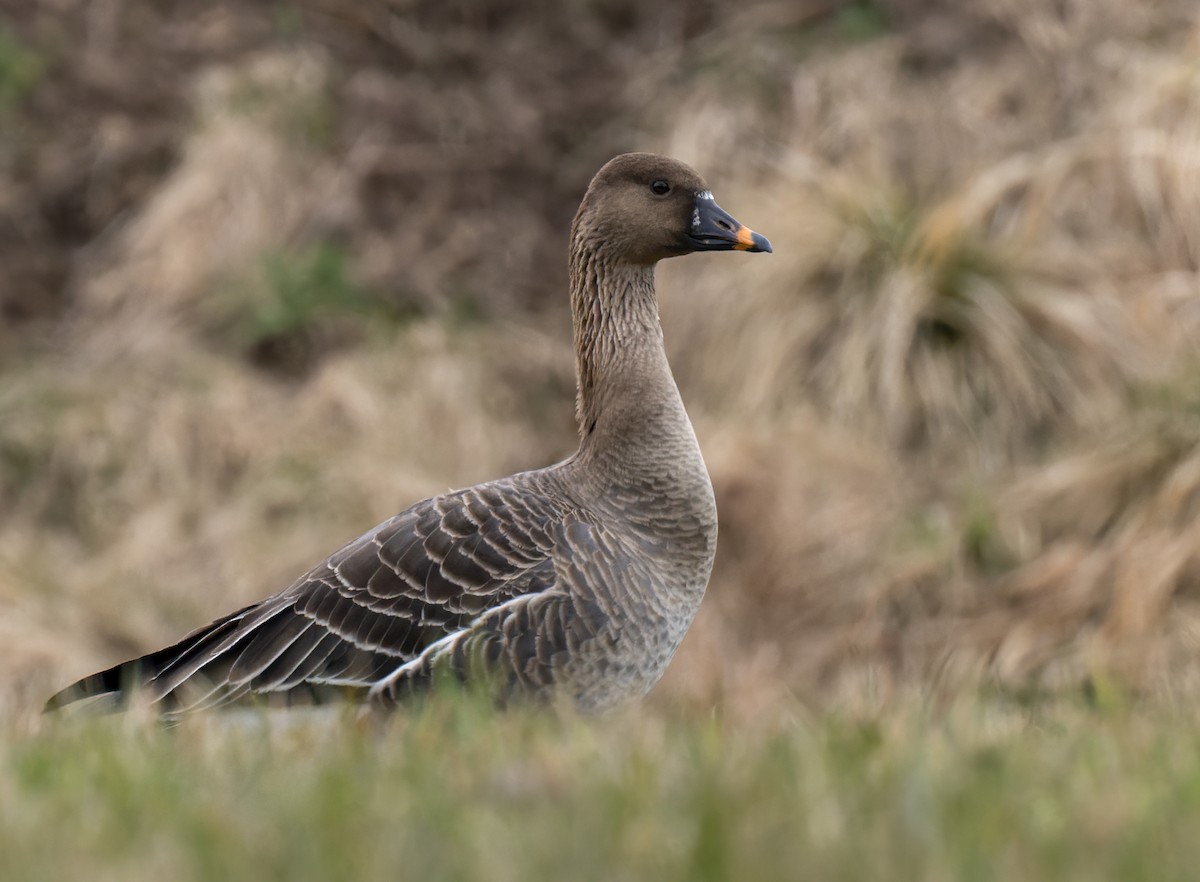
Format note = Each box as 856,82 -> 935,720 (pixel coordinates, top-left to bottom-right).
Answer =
568,241 -> 689,462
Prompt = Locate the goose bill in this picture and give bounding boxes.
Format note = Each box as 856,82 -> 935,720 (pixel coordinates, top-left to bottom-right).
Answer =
687,195 -> 773,253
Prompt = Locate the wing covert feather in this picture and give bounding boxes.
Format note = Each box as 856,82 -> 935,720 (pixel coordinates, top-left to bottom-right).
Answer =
49,477 -> 567,711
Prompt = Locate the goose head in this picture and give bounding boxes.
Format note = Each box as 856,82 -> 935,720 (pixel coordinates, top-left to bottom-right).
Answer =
573,153 -> 772,266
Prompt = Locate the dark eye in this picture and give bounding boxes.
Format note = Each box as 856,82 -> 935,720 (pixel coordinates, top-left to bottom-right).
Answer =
650,180 -> 670,196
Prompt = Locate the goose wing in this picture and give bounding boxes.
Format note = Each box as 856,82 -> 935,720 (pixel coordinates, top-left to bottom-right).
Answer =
370,518 -> 657,705
47,477 -> 565,712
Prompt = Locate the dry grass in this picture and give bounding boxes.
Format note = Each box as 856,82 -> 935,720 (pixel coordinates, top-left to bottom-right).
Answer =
4,0 -> 1200,722
0,318 -> 573,707
974,378 -> 1200,692
657,0 -> 1200,703
667,158 -> 1147,452
663,1 -> 1200,454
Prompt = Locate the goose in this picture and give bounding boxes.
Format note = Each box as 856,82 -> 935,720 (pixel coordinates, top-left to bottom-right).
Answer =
47,152 -> 772,715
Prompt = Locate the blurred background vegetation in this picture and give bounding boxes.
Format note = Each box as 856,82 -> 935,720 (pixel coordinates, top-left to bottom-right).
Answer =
3,0 -> 1200,717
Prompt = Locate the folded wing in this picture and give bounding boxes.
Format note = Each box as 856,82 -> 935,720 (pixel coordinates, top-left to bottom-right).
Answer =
47,477 -> 564,713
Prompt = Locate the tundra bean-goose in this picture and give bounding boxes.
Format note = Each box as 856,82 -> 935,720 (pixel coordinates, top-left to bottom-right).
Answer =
47,152 -> 772,715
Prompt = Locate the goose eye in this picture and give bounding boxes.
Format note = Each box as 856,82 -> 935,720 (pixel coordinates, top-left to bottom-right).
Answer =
650,180 -> 670,196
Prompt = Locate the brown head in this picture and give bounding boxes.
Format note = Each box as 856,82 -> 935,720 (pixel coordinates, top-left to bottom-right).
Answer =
571,153 -> 772,266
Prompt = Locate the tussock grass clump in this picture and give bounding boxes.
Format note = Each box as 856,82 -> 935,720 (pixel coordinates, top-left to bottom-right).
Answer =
662,0 -> 1196,457
667,156 -> 1151,455
976,377 -> 1200,692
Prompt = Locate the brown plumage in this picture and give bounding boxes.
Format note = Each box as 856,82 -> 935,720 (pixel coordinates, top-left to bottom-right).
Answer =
47,153 -> 772,715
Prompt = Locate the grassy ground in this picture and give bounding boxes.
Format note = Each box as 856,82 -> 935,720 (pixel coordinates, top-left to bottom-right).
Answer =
4,692 -> 1200,882
4,5 -> 1200,877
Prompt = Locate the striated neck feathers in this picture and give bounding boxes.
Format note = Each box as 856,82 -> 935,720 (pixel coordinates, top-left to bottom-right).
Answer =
567,220 -> 684,459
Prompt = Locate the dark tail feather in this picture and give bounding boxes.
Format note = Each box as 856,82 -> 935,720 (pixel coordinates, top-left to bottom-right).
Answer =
43,661 -> 134,713
44,604 -> 257,714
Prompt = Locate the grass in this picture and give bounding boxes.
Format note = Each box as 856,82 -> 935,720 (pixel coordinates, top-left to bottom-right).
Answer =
6,9 -> 1200,877
0,27 -> 44,116
4,10 -> 1200,877
210,242 -> 383,374
670,164 -> 1145,454
4,693 -> 1200,881
833,0 -> 891,43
